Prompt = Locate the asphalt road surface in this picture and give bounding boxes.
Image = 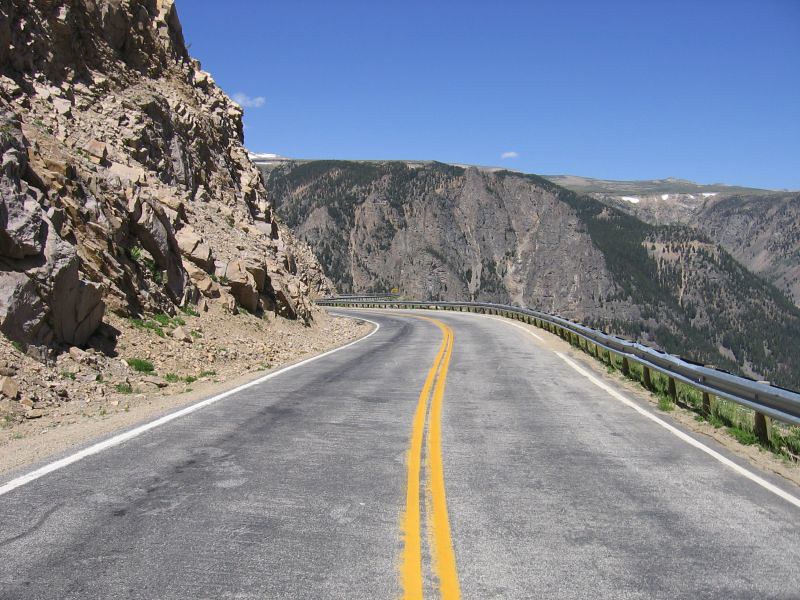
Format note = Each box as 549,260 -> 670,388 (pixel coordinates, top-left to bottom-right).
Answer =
1,309 -> 798,599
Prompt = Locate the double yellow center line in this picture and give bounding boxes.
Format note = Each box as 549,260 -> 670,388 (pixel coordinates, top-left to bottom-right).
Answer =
401,317 -> 460,599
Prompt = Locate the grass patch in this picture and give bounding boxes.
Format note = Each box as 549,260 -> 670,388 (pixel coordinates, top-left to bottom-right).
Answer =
164,373 -> 197,384
115,383 -> 133,394
127,358 -> 154,373
198,370 -> 216,378
128,313 -> 186,337
153,313 -> 185,328
727,426 -> 758,446
128,317 -> 165,338
769,425 -> 800,457
61,370 -> 77,380
180,306 -> 200,317
657,396 -> 674,412
11,341 -> 23,352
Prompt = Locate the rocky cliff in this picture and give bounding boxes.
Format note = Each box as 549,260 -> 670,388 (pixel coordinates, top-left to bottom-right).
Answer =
262,160 -> 800,389
0,0 -> 331,359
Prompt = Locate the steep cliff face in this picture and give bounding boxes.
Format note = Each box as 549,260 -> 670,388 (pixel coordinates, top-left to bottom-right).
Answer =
0,0 -> 331,354
262,160 -> 800,389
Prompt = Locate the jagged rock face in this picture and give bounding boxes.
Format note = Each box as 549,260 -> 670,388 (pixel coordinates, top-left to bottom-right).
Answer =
0,113 -> 104,348
263,160 -> 800,390
0,0 -> 332,351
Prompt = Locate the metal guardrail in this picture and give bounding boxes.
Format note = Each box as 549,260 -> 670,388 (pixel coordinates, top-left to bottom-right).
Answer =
331,293 -> 399,302
318,298 -> 800,431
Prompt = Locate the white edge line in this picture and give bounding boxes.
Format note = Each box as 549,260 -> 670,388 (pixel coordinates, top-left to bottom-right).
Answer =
0,315 -> 381,497
484,314 -> 544,341
463,310 -> 800,509
554,351 -> 800,510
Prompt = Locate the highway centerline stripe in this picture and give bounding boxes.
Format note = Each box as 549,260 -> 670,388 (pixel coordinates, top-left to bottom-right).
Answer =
400,316 -> 460,600
401,322 -> 449,599
425,321 -> 460,599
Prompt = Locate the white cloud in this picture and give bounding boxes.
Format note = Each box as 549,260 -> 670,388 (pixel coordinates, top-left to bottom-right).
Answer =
232,93 -> 266,108
501,151 -> 519,159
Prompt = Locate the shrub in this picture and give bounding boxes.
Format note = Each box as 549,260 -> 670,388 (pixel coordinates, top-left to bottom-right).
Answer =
127,358 -> 154,373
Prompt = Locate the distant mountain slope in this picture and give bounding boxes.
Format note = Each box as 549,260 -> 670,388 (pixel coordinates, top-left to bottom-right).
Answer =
261,160 -> 800,389
543,175 -> 774,197
546,176 -> 800,306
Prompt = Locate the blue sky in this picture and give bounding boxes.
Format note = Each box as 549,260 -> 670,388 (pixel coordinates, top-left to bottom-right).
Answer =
176,0 -> 800,190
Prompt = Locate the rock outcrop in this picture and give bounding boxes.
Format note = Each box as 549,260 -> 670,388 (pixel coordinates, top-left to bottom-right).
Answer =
0,0 -> 333,354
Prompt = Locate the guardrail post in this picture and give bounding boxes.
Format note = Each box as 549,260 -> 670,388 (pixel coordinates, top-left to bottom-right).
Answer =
621,357 -> 630,377
642,366 -> 652,389
668,377 -> 677,402
702,392 -> 711,416
753,412 -> 770,446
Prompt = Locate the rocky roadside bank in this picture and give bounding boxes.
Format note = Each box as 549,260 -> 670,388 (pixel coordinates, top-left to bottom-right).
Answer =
0,309 -> 372,475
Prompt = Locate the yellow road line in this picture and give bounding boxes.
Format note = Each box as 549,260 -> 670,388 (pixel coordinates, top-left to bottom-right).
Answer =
400,316 -> 460,599
426,322 -> 460,599
401,322 -> 449,599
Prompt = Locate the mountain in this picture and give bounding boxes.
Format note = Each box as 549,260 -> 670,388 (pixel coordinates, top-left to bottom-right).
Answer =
0,0 -> 331,354
545,176 -> 800,305
260,160 -> 800,390
542,175 -> 775,198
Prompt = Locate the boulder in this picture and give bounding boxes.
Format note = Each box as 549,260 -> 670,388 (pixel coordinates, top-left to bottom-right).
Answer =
244,260 -> 267,292
32,225 -> 105,346
0,114 -> 47,258
0,178 -> 47,259
0,271 -> 51,346
175,225 -> 214,272
225,259 -> 259,312
218,289 -> 237,314
84,140 -> 107,164
0,376 -> 19,399
130,198 -> 186,301
183,261 -> 219,297
171,326 -> 191,343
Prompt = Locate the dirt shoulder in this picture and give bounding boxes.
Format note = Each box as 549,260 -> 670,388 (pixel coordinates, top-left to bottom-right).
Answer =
0,307 -> 373,476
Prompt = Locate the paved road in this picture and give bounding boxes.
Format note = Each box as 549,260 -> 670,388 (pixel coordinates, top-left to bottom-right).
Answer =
0,310 -> 798,599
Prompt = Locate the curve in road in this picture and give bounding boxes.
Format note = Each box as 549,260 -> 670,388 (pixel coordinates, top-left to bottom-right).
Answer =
0,309 -> 798,599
